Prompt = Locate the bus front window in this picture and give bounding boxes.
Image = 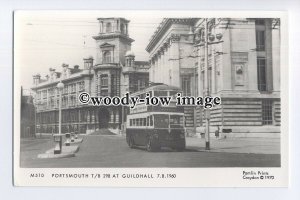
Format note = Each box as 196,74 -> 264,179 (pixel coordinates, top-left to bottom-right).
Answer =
154,114 -> 169,128
170,115 -> 184,128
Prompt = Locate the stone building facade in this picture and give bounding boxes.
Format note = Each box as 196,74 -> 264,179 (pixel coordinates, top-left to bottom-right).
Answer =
146,18 -> 281,136
21,87 -> 35,138
31,18 -> 149,134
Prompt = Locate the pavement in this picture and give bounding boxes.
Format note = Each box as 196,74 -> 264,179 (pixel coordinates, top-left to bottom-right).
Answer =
186,137 -> 280,154
20,134 -> 280,168
37,146 -> 79,159
20,135 -> 83,160
65,138 -> 84,145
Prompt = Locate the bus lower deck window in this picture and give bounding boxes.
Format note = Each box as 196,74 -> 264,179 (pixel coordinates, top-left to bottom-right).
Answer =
150,115 -> 153,126
170,115 -> 184,128
154,114 -> 169,128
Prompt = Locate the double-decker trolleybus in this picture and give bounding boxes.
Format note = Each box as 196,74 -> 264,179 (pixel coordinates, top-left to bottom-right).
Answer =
126,84 -> 186,152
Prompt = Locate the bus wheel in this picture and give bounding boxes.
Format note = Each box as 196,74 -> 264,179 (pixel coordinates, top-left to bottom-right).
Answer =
147,138 -> 160,152
128,136 -> 135,148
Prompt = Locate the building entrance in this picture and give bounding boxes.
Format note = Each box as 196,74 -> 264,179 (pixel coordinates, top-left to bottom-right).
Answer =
98,108 -> 110,128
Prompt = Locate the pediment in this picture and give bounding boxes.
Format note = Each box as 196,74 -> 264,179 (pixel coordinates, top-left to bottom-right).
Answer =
100,42 -> 115,48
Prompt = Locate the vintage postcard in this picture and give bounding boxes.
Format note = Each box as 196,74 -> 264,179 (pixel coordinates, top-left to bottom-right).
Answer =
13,10 -> 288,187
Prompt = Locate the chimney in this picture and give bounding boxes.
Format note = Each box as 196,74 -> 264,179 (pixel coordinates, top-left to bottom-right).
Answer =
74,65 -> 80,70
33,74 -> 41,85
49,67 -> 56,74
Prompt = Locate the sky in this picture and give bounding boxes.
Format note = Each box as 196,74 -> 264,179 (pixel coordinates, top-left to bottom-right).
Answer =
14,11 -> 163,91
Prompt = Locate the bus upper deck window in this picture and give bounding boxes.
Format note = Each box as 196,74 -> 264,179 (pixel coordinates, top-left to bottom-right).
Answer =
143,118 -> 146,126
154,91 -> 168,97
130,119 -> 133,126
169,91 -> 178,98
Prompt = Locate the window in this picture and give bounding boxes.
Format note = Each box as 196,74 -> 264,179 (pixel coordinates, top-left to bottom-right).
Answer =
111,74 -> 118,96
170,115 -> 184,128
133,119 -> 136,126
37,91 -> 41,100
256,30 -> 265,51
138,79 -> 146,91
262,100 -> 273,125
120,23 -> 125,34
154,114 -> 169,128
154,91 -> 168,97
169,90 -> 178,99
255,19 -> 265,25
113,111 -> 116,123
100,74 -> 108,86
79,81 -> 85,91
71,84 -> 76,93
63,86 -> 68,94
106,22 -> 112,33
139,93 -> 146,99
181,75 -> 191,96
42,90 -> 47,99
257,58 -> 267,91
100,74 -> 109,96
48,88 -> 54,97
103,51 -> 111,63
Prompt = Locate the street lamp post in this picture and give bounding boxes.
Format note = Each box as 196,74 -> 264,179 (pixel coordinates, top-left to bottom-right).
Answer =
204,18 -> 211,150
58,81 -> 64,135
54,81 -> 64,154
195,18 -> 223,150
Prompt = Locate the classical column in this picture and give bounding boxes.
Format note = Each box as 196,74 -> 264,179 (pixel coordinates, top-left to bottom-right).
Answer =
220,19 -> 233,91
99,21 -> 103,33
170,34 -> 181,88
271,19 -> 280,93
108,73 -> 111,96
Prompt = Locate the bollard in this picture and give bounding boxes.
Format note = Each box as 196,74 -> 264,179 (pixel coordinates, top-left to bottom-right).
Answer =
65,133 -> 71,146
53,134 -> 62,154
71,132 -> 75,142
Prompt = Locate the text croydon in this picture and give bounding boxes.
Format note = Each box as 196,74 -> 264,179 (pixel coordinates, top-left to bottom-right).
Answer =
78,92 -> 221,109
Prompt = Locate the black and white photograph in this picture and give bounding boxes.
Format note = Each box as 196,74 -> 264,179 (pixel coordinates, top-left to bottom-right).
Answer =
13,11 -> 288,187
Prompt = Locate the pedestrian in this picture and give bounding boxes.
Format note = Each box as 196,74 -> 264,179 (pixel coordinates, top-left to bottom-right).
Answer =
215,126 -> 220,139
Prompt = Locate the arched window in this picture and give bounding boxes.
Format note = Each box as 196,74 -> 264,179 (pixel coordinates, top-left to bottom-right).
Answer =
103,51 -> 111,63
106,22 -> 112,33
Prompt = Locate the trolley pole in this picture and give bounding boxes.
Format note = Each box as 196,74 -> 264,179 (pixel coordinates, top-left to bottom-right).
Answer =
204,18 -> 210,150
